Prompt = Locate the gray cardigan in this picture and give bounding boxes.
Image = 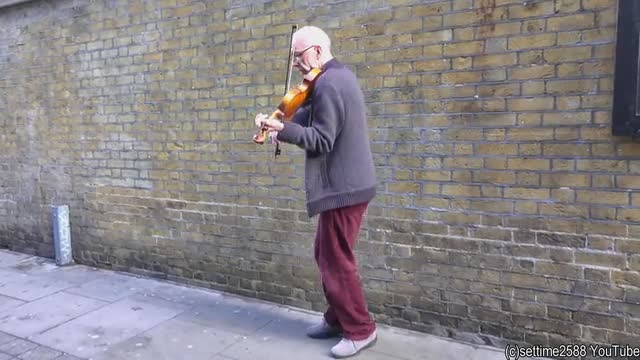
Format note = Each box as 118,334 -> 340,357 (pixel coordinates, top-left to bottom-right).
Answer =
277,59 -> 377,217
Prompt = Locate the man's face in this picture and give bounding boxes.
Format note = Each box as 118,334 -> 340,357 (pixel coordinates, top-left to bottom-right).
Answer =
292,38 -> 318,74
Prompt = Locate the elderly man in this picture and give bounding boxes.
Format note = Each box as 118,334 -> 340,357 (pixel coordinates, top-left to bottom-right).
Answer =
254,26 -> 378,358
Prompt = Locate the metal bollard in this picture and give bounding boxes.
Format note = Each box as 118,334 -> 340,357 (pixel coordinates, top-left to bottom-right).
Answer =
52,205 -> 73,266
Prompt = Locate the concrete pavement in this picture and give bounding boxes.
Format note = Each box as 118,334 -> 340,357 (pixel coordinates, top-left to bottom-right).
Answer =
0,249 -> 512,360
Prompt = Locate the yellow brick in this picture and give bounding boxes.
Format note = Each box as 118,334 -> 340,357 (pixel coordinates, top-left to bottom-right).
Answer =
597,8 -> 617,27
415,59 -> 451,71
555,0 -> 581,13
516,201 -> 538,214
554,127 -> 580,140
412,2 -> 451,16
547,79 -> 598,95
484,69 -> 506,82
582,95 -> 612,108
386,18 -> 423,34
581,127 -> 612,140
557,63 -> 583,77
508,158 -> 551,171
519,144 -> 542,155
385,46 -> 423,61
473,171 -> 516,184
482,99 -> 506,111
543,144 -> 591,157
616,176 -> 640,189
508,128 -> 554,141
522,80 -> 545,96
582,0 -> 616,10
424,44 -> 444,57
544,46 -> 592,63
577,160 -> 627,172
522,19 -> 545,33
477,83 -> 520,97
558,31 -> 582,45
423,15 -> 444,30
173,3 -> 206,17
473,54 -> 517,69
583,60 -> 614,75
452,56 -> 473,69
443,11 -> 473,27
582,28 -> 616,43
442,71 -> 483,84
475,144 -> 517,156
543,112 -> 592,126
592,174 -> 614,188
412,30 -> 453,44
415,170 -> 451,181
444,41 -> 484,56
547,13 -> 595,31
476,22 -> 521,39
504,187 -> 550,200
361,36 -> 393,49
509,2 -> 555,19
617,144 -> 640,158
599,77 -> 613,91
453,27 -> 475,41
517,172 -> 541,186
443,184 -> 482,197
509,65 -> 555,80
541,173 -> 590,187
485,158 -> 507,170
539,204 -> 589,218
469,199 -> 514,213
557,96 -> 581,110
387,182 -> 421,194
359,63 -> 393,77
508,33 -> 556,50
444,100 -> 481,113
577,191 -> 629,205
508,97 -> 554,111
143,53 -> 163,62
519,50 -> 545,65
334,26 -> 368,40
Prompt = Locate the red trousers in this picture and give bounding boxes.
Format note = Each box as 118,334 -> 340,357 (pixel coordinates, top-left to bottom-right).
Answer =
314,201 -> 376,340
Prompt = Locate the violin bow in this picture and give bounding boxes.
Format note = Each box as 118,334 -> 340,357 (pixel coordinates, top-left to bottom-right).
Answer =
274,24 -> 298,158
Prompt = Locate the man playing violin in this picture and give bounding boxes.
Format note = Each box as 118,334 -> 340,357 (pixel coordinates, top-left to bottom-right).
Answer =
254,26 -> 378,358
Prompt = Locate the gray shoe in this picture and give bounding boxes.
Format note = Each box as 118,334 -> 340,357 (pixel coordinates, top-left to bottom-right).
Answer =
306,318 -> 342,339
330,330 -> 377,358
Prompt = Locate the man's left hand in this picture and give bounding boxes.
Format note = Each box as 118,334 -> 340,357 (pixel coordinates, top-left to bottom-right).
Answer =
255,113 -> 284,132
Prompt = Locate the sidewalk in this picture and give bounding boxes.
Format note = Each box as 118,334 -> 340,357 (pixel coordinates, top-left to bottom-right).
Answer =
0,249 -> 509,360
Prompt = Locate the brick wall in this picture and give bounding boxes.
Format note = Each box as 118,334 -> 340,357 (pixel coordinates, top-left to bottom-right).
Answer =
1,0 -> 637,350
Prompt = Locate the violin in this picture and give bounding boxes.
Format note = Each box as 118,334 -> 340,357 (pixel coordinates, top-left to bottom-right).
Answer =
252,67 -> 322,145
252,24 -> 323,157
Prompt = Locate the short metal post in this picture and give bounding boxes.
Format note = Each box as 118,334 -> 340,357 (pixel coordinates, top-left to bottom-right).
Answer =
53,205 -> 73,266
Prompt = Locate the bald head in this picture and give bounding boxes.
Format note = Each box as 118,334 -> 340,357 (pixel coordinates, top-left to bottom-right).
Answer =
293,26 -> 331,51
292,26 -> 334,66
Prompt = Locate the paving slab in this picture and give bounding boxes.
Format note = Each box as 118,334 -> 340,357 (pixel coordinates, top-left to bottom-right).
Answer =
175,297 -> 278,336
0,272 -> 75,301
0,249 -> 519,360
10,256 -> 108,285
30,294 -> 190,358
91,318 -> 240,360
0,291 -> 107,337
64,272 -> 153,302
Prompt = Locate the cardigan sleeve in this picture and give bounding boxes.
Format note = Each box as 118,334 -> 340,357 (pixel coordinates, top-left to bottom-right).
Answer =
276,81 -> 343,154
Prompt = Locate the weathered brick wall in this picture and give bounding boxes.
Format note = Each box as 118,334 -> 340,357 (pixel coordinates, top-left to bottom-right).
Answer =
1,0 -> 637,350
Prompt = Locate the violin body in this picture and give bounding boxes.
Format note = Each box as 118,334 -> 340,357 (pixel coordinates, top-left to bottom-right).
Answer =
253,67 -> 322,144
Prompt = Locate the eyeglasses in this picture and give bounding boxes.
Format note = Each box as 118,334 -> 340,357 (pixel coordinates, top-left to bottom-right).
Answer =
293,45 -> 315,59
